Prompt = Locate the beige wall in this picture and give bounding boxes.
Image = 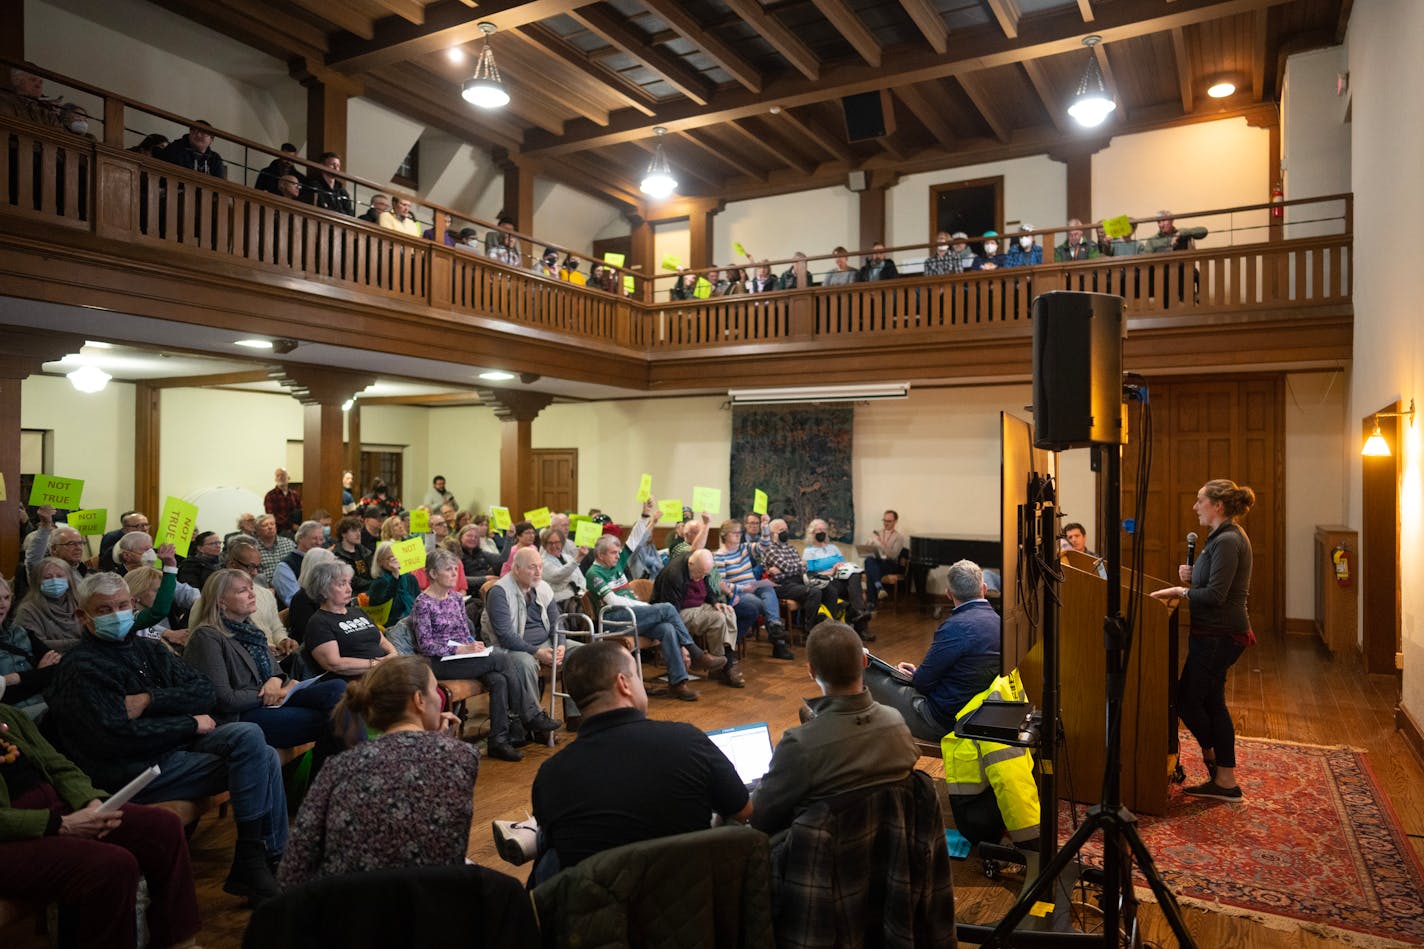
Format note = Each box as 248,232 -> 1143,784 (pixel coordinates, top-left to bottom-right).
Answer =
1347,0 -> 1424,719
1281,46 -> 1351,239
1283,371 -> 1350,620
715,186 -> 859,274
425,405 -> 503,512
20,375 -> 135,524
158,388 -> 302,509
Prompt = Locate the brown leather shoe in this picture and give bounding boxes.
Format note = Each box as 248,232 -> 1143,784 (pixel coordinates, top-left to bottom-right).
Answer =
689,652 -> 728,675
667,681 -> 700,702
720,664 -> 746,688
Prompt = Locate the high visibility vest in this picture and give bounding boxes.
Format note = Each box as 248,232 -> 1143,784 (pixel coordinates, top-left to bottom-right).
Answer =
940,669 -> 1040,844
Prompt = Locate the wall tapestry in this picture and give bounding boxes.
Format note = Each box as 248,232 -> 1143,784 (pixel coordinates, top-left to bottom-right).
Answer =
730,405 -> 854,542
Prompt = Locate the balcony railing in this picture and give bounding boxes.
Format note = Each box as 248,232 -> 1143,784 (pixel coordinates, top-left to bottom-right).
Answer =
2,113 -> 1351,367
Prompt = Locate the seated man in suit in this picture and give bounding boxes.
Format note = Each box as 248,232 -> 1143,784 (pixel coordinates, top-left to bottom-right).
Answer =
863,559 -> 1000,742
751,622 -> 917,836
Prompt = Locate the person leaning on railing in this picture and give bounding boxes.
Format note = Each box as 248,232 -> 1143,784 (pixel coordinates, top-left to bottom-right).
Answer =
303,151 -> 354,216
378,195 -> 422,237
1055,219 -> 1100,261
1142,211 -> 1208,253
156,120 -> 226,179
254,143 -> 299,195
0,66 -> 62,128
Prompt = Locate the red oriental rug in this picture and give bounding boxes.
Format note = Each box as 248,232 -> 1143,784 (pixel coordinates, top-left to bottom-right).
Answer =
1056,734 -> 1424,946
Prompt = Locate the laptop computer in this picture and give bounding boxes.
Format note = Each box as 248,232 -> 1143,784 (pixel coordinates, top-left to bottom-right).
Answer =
706,722 -> 775,790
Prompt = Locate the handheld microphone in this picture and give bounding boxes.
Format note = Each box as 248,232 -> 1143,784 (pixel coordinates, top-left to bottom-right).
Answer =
1186,532 -> 1198,566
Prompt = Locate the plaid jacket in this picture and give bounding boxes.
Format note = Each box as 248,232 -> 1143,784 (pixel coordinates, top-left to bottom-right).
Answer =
770,771 -> 957,949
763,542 -> 808,583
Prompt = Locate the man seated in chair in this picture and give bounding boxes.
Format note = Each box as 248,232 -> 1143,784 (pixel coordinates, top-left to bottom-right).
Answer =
862,509 -> 907,600
863,559 -> 1000,743
585,499 -> 726,702
528,641 -> 751,882
751,622 -> 917,836
651,549 -> 745,688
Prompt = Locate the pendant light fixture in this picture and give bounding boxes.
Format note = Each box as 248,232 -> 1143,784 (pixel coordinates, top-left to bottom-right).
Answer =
639,127 -> 678,199
461,22 -> 510,110
1067,35 -> 1117,128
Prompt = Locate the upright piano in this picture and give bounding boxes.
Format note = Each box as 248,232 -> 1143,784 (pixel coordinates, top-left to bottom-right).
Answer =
908,534 -> 1002,609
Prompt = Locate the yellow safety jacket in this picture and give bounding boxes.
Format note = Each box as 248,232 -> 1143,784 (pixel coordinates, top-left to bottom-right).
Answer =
940,669 -> 1040,844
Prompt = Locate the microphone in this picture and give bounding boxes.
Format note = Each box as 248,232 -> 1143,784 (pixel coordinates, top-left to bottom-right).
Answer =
1186,532 -> 1198,566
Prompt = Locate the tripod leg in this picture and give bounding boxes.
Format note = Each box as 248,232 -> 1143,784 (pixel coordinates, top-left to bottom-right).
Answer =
984,808 -> 1108,945
1118,815 -> 1198,948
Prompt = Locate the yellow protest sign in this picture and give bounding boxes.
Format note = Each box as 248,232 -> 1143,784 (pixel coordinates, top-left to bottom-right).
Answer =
28,474 -> 84,509
691,486 -> 721,516
733,241 -> 747,257
409,509 -> 430,533
1102,215 -> 1133,239
660,255 -> 681,271
524,507 -> 552,530
753,489 -> 768,516
0,472 -> 6,501
574,520 -> 603,549
603,252 -> 625,268
360,598 -> 393,627
623,275 -> 636,294
490,505 -> 512,532
67,509 -> 108,536
636,473 -> 653,502
693,277 -> 712,299
155,496 -> 200,557
391,537 -> 426,573
658,498 -> 684,522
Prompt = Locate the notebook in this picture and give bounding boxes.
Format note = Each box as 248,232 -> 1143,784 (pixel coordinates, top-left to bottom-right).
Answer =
706,722 -> 775,789
865,648 -> 913,683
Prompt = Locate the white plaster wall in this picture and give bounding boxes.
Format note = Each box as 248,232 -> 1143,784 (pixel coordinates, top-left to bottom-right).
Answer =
533,181 -> 627,255
360,406 -> 431,507
1282,46 -> 1351,239
1283,370 -> 1350,620
1092,118 -> 1270,248
424,405 -> 503,512
1347,0 -> 1424,719
20,375 -> 135,524
714,186 -> 858,274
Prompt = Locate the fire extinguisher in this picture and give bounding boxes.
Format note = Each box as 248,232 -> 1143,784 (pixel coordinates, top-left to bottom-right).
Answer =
1331,543 -> 1351,587
1271,180 -> 1284,219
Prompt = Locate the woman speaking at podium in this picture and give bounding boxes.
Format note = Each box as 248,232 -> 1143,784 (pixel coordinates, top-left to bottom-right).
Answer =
1152,479 -> 1256,802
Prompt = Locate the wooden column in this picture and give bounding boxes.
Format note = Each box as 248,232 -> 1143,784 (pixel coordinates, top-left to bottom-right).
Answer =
688,201 -> 717,270
498,152 -> 536,237
1065,151 -> 1092,223
1268,121 -> 1283,242
0,0 -> 22,61
0,330 -> 86,578
291,60 -> 360,160
480,389 -> 553,518
344,402 -> 362,494
627,212 -> 654,301
858,183 -> 888,254
133,382 -> 161,525
271,366 -> 376,522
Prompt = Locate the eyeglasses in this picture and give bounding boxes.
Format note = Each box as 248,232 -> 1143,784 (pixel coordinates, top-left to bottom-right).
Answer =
235,561 -> 261,573
54,540 -> 85,548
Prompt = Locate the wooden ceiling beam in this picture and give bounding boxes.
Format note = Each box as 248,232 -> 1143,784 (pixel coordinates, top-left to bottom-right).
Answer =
893,84 -> 957,146
677,129 -> 768,183
1077,0 -> 1095,23
487,35 -> 611,126
147,369 -> 275,389
511,25 -> 657,118
521,0 -> 1286,157
898,0 -> 949,54
328,0 -> 594,72
1020,58 -> 1071,135
147,0 -> 327,61
1170,27 -> 1194,113
957,71 -> 1011,143
984,0 -> 1022,39
1251,7 -> 1269,100
290,0 -> 373,40
724,120 -> 813,176
810,0 -> 882,67
777,108 -> 856,164
566,4 -> 714,106
876,134 -> 907,162
366,66 -> 524,150
369,0 -> 426,26
629,140 -> 725,193
639,0 -> 764,93
1092,39 -> 1129,120
721,0 -> 821,81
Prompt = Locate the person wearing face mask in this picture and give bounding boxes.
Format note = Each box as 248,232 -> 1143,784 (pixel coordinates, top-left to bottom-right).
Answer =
924,230 -> 968,276
534,246 -> 561,278
972,230 -> 1004,271
44,572 -> 289,903
802,519 -> 874,640
559,254 -> 587,286
760,518 -> 827,640
1004,224 -> 1042,268
15,505 -> 91,603
114,531 -> 201,618
0,575 -> 62,716
122,542 -> 189,648
14,557 -> 84,654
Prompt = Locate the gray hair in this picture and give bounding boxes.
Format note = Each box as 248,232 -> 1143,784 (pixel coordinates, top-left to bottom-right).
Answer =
298,547 -> 336,584
77,570 -> 129,608
301,559 -> 354,605
117,531 -> 151,554
426,547 -> 460,575
294,520 -> 324,545
593,534 -> 620,556
256,514 -> 276,527
224,535 -> 259,564
47,526 -> 82,553
946,559 -> 984,603
22,557 -> 78,610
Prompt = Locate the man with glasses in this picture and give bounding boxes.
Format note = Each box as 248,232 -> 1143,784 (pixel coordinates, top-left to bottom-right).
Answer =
863,509 -> 907,601
17,504 -> 93,601
99,510 -> 150,571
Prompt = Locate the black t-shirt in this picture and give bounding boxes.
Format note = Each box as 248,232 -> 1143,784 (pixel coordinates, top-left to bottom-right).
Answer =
302,606 -> 384,674
531,707 -> 749,870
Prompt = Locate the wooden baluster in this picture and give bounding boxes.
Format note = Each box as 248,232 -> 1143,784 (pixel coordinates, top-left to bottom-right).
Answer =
15,135 -> 33,214
39,140 -> 58,217
62,149 -> 80,223
215,191 -> 230,255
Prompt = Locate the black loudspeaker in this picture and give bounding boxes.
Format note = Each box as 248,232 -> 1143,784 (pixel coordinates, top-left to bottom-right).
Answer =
1031,291 -> 1126,450
841,90 -> 895,142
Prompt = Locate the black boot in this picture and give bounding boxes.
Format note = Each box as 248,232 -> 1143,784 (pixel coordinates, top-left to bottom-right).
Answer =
768,623 -> 795,660
224,821 -> 281,904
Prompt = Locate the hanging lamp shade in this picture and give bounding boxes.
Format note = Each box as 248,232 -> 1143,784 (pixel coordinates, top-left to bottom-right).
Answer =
640,127 -> 678,199
461,23 -> 509,109
1067,36 -> 1117,128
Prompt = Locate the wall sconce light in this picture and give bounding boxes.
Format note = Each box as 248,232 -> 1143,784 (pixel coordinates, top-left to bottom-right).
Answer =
1362,398 -> 1415,457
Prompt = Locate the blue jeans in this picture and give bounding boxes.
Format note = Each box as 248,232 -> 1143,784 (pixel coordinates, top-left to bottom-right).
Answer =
239,677 -> 347,748
733,580 -> 780,621
864,556 -> 900,594
624,601 -> 694,685
135,722 -> 288,856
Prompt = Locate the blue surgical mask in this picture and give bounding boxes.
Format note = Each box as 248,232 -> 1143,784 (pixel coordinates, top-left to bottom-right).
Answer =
40,577 -> 70,598
92,610 -> 135,642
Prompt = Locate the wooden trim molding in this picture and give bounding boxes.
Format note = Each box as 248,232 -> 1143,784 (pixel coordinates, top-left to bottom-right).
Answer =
1398,704 -> 1424,770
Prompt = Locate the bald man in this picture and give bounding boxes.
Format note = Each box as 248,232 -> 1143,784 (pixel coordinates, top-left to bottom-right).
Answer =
651,549 -> 744,687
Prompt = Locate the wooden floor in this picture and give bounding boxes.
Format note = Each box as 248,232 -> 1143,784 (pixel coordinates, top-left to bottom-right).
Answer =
5,604 -> 1420,948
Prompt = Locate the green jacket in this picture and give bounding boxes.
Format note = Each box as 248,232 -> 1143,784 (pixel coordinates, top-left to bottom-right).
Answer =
0,703 -> 107,841
1142,226 -> 1208,254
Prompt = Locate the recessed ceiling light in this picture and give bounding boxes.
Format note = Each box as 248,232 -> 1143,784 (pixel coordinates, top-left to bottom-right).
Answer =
83,340 -> 114,349
67,365 -> 112,393
479,370 -> 516,381
235,338 -> 275,350
447,47 -> 466,64
1207,80 -> 1236,98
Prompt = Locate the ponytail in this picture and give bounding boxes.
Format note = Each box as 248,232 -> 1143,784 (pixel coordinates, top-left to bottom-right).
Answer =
333,654 -> 431,736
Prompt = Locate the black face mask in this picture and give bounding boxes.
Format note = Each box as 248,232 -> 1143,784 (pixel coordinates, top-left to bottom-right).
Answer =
777,531 -> 789,543
814,531 -> 827,543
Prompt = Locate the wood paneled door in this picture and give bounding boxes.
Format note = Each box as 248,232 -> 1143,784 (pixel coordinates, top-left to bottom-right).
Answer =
1118,378 -> 1285,636
530,449 -> 578,515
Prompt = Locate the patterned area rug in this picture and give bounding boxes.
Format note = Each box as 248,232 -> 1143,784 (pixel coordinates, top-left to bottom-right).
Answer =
1057,734 -> 1424,946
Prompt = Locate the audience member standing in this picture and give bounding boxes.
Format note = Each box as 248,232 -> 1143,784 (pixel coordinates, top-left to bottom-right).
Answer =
263,467 -> 302,535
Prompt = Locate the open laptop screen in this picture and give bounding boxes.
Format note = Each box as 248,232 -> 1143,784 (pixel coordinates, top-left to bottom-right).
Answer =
706,722 -> 775,787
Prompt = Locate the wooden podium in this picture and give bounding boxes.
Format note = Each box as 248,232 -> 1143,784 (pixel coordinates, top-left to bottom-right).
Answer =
1020,551 -> 1182,816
